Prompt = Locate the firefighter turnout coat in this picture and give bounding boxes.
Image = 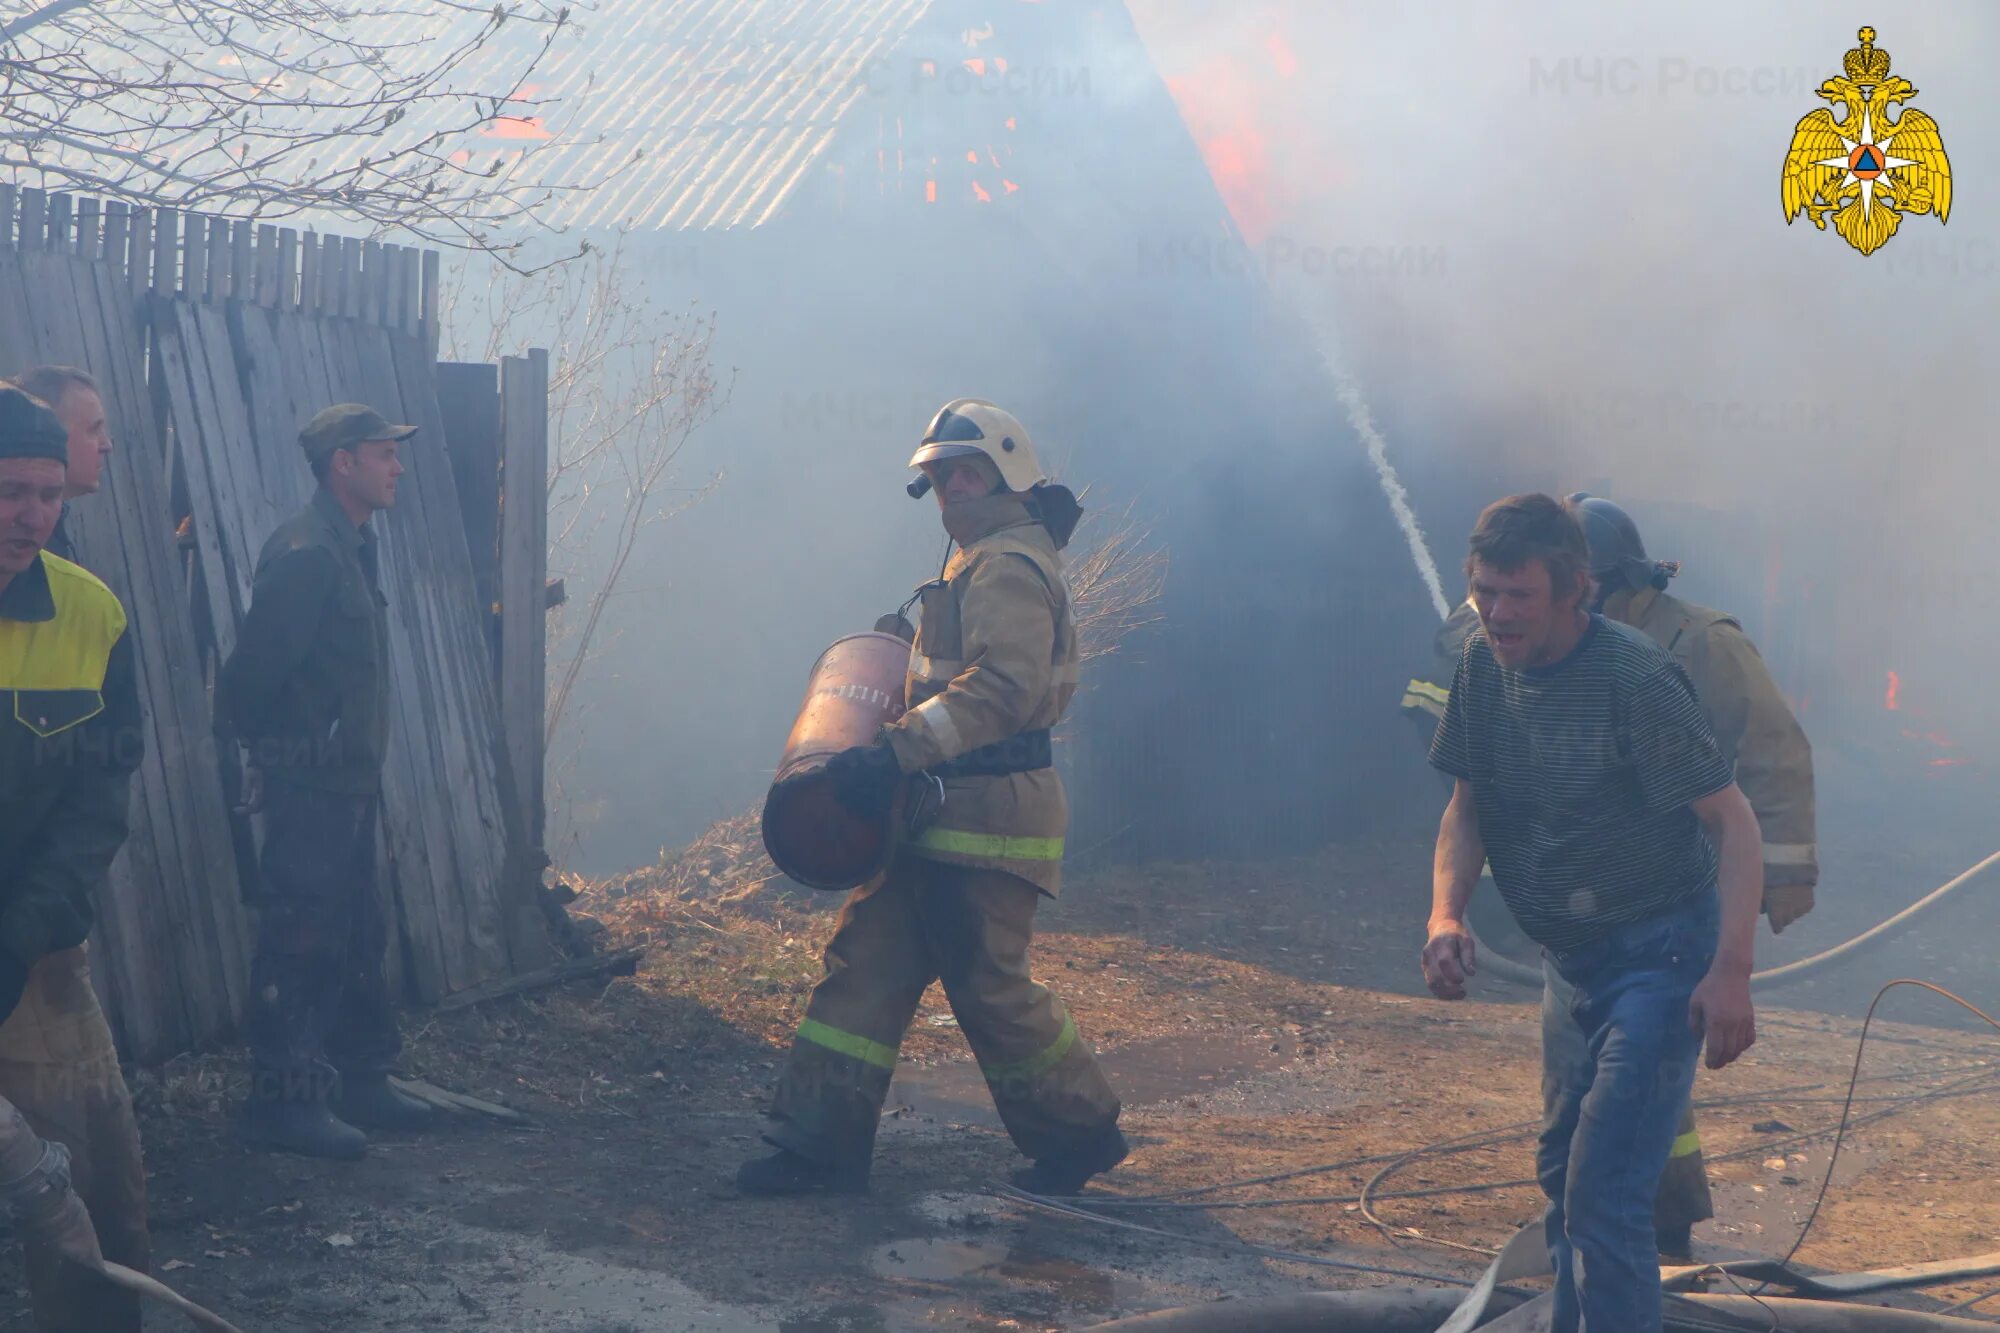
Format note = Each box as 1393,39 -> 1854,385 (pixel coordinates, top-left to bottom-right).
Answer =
1610,586 -> 1818,896
882,492 -> 1079,895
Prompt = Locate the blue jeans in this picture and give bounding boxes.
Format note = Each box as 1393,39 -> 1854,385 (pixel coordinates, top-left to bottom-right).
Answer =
1538,893 -> 1716,1333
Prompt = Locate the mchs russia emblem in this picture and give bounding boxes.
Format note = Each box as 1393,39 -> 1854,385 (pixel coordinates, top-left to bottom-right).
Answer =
1781,27 -> 1951,256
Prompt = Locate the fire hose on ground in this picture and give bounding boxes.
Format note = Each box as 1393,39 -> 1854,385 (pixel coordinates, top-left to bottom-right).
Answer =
1048,980 -> 2000,1331
1467,849 -> 2000,993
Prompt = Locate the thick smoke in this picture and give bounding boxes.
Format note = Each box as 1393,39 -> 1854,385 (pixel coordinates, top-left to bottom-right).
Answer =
1128,0 -> 2000,977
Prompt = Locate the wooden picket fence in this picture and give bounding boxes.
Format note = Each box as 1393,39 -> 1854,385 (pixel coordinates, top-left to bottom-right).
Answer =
0,186 -> 552,1058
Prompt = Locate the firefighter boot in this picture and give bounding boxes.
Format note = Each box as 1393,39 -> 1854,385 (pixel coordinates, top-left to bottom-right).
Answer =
1009,1124 -> 1130,1196
735,1146 -> 870,1197
333,1073 -> 438,1133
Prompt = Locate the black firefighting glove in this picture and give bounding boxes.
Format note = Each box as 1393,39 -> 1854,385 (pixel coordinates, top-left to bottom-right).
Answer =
822,741 -> 903,821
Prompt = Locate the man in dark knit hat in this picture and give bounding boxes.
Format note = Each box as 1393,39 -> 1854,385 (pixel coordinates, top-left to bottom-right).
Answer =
0,385 -> 151,1330
218,403 -> 435,1159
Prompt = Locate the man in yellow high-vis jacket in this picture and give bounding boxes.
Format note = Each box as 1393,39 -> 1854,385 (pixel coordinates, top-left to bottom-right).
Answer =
740,400 -> 1124,1198
0,385 -> 150,1331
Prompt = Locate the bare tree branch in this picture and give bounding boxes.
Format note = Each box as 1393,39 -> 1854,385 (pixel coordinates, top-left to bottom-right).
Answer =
0,0 -> 619,264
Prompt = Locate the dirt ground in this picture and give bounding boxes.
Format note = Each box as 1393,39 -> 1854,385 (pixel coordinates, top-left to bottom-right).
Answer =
8,825 -> 2000,1331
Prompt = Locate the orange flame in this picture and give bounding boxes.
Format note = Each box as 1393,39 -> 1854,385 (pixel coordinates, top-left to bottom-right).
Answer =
925,179 -> 937,204
964,58 -> 986,76
1884,670 -> 1901,711
1164,63 -> 1277,244
973,181 -> 992,203
1003,179 -> 1020,194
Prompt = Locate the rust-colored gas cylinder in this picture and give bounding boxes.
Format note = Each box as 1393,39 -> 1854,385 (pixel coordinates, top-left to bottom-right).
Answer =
761,631 -> 913,891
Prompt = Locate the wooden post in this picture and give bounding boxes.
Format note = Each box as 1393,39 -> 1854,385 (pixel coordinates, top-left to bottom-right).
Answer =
497,350 -> 550,859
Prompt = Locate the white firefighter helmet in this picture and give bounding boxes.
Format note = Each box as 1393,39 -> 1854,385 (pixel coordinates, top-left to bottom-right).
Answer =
908,398 -> 1048,494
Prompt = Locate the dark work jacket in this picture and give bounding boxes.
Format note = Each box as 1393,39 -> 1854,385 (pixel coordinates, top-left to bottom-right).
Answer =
218,487 -> 391,796
0,552 -> 142,970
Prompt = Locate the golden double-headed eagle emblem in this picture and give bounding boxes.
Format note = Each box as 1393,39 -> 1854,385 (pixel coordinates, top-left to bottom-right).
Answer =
1782,27 -> 1950,255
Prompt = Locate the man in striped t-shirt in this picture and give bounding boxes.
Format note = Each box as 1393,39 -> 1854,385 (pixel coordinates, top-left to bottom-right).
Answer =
1421,494 -> 1762,1333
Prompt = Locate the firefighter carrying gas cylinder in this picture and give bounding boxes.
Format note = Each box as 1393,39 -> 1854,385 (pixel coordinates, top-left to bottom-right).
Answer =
738,400 -> 1127,1198
1398,493 -> 1818,1259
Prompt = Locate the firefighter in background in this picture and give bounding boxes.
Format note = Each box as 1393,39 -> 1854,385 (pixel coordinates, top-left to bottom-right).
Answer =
739,399 -> 1127,1197
1399,493 -> 1818,1258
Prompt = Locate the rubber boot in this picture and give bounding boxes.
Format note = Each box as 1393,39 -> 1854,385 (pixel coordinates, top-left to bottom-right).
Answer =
735,1147 -> 869,1197
1010,1124 -> 1130,1196
240,1085 -> 368,1161
333,1073 -> 438,1133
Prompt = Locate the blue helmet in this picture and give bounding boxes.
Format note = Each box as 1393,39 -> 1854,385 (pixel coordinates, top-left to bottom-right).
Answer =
1563,493 -> 1672,594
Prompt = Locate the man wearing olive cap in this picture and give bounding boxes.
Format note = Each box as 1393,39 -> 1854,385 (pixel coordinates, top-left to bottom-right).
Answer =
0,384 -> 151,1329
218,403 -> 435,1158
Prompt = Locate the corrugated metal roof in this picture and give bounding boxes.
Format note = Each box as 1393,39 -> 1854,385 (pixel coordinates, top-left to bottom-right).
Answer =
418,0 -> 938,232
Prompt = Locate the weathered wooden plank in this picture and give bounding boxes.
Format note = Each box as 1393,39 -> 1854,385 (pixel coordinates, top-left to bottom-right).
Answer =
46,194 -> 70,253
498,351 -> 550,860
182,215 -> 207,299
151,211 -> 178,298
436,362 -> 501,638
420,251 -> 440,359
126,208 -> 152,295
359,241 -> 383,324
276,229 -> 298,312
102,203 -> 128,284
299,233 -> 321,313
206,217 -> 229,302
0,185 -> 16,249
340,238 -> 362,320
230,221 -> 252,304
75,197 -> 99,260
18,190 -> 45,251
255,225 -> 279,307
159,298 -> 252,658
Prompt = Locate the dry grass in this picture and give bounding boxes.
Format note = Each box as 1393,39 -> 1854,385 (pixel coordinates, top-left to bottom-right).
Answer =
1066,499 -> 1168,665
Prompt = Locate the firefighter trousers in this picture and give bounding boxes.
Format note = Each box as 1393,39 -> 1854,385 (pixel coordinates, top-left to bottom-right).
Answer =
0,945 -> 150,1333
767,854 -> 1120,1167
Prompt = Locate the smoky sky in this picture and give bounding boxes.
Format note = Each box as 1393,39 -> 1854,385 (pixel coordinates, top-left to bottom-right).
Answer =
1129,0 -> 2000,791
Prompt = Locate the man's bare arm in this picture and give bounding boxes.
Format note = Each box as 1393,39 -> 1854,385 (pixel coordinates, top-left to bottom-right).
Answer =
1422,780 -> 1486,1000
1689,782 -> 1762,1067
